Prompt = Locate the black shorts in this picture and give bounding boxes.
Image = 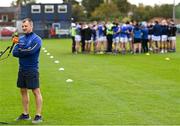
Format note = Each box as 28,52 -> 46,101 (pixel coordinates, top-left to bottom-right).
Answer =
134,38 -> 142,43
17,69 -> 39,89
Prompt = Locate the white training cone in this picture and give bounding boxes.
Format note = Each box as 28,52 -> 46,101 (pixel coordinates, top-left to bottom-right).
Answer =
44,50 -> 47,53
42,48 -> 45,50
50,56 -> 54,59
66,79 -> 73,83
165,57 -> 170,61
47,53 -> 50,56
59,68 -> 64,71
54,60 -> 60,64
146,53 -> 150,56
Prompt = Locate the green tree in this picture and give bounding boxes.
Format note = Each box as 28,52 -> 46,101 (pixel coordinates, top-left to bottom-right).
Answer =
112,0 -> 131,15
150,4 -> 173,19
81,0 -> 104,17
71,4 -> 87,22
176,4 -> 180,19
63,0 -> 79,5
11,0 -> 36,6
131,4 -> 146,21
91,3 -> 120,21
131,4 -> 174,21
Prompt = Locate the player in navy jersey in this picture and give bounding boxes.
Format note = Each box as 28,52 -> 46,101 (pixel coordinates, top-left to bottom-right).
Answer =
84,23 -> 93,53
160,20 -> 169,53
168,20 -> 177,52
152,21 -> 162,53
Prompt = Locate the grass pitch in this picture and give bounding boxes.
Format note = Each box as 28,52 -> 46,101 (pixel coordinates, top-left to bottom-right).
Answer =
0,37 -> 180,125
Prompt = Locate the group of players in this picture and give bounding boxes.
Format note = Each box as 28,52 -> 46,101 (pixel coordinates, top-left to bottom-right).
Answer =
70,19 -> 177,54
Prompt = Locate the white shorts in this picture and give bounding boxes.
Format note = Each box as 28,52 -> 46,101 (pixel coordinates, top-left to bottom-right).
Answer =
98,36 -> 107,42
75,35 -> 81,42
128,37 -> 132,42
161,35 -> 168,42
113,37 -> 120,43
148,35 -> 152,40
120,37 -> 128,43
85,40 -> 92,43
168,36 -> 176,41
152,35 -> 161,42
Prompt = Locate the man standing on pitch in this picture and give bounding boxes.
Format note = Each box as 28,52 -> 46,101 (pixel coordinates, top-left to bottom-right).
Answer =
12,18 -> 43,123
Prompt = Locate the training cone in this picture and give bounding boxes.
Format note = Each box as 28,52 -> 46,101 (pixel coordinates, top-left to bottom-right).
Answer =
66,79 -> 73,83
165,57 -> 170,61
54,60 -> 60,64
59,68 -> 64,71
50,56 -> 54,59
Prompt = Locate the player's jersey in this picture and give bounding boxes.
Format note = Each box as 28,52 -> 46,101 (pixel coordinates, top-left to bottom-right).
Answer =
133,27 -> 142,39
153,24 -> 162,36
161,25 -> 168,35
112,25 -> 120,38
97,24 -> 106,37
120,24 -> 128,38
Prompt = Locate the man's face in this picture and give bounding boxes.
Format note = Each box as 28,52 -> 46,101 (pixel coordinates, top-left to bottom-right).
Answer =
22,21 -> 33,34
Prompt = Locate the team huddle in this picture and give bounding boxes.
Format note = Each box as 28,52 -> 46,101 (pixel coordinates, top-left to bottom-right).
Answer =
71,19 -> 177,54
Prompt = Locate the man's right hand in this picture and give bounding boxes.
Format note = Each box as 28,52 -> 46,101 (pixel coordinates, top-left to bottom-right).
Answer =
12,36 -> 19,44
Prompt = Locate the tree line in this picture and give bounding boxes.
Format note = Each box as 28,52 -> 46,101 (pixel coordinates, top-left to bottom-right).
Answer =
11,0 -> 180,22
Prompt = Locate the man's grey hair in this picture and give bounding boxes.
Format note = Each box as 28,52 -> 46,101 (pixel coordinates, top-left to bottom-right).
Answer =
22,18 -> 33,27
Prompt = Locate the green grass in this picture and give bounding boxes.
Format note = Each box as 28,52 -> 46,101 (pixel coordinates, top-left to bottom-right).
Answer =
0,37 -> 180,125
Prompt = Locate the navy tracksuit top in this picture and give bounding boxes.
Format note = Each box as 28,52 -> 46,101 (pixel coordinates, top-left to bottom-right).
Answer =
13,32 -> 42,70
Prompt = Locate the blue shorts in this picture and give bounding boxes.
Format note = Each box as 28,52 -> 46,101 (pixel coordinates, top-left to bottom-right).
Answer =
17,69 -> 39,89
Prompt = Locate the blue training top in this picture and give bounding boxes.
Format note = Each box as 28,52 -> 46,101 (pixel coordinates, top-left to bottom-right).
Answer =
141,27 -> 149,39
133,27 -> 142,39
12,32 -> 42,70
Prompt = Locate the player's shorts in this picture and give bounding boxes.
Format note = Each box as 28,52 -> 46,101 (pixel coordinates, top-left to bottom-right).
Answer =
17,69 -> 39,89
161,35 -> 168,42
98,36 -> 106,42
128,37 -> 132,42
113,37 -> 119,43
85,40 -> 92,43
152,35 -> 161,42
75,35 -> 81,42
120,37 -> 128,43
168,36 -> 176,41
133,38 -> 142,43
148,35 -> 152,40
